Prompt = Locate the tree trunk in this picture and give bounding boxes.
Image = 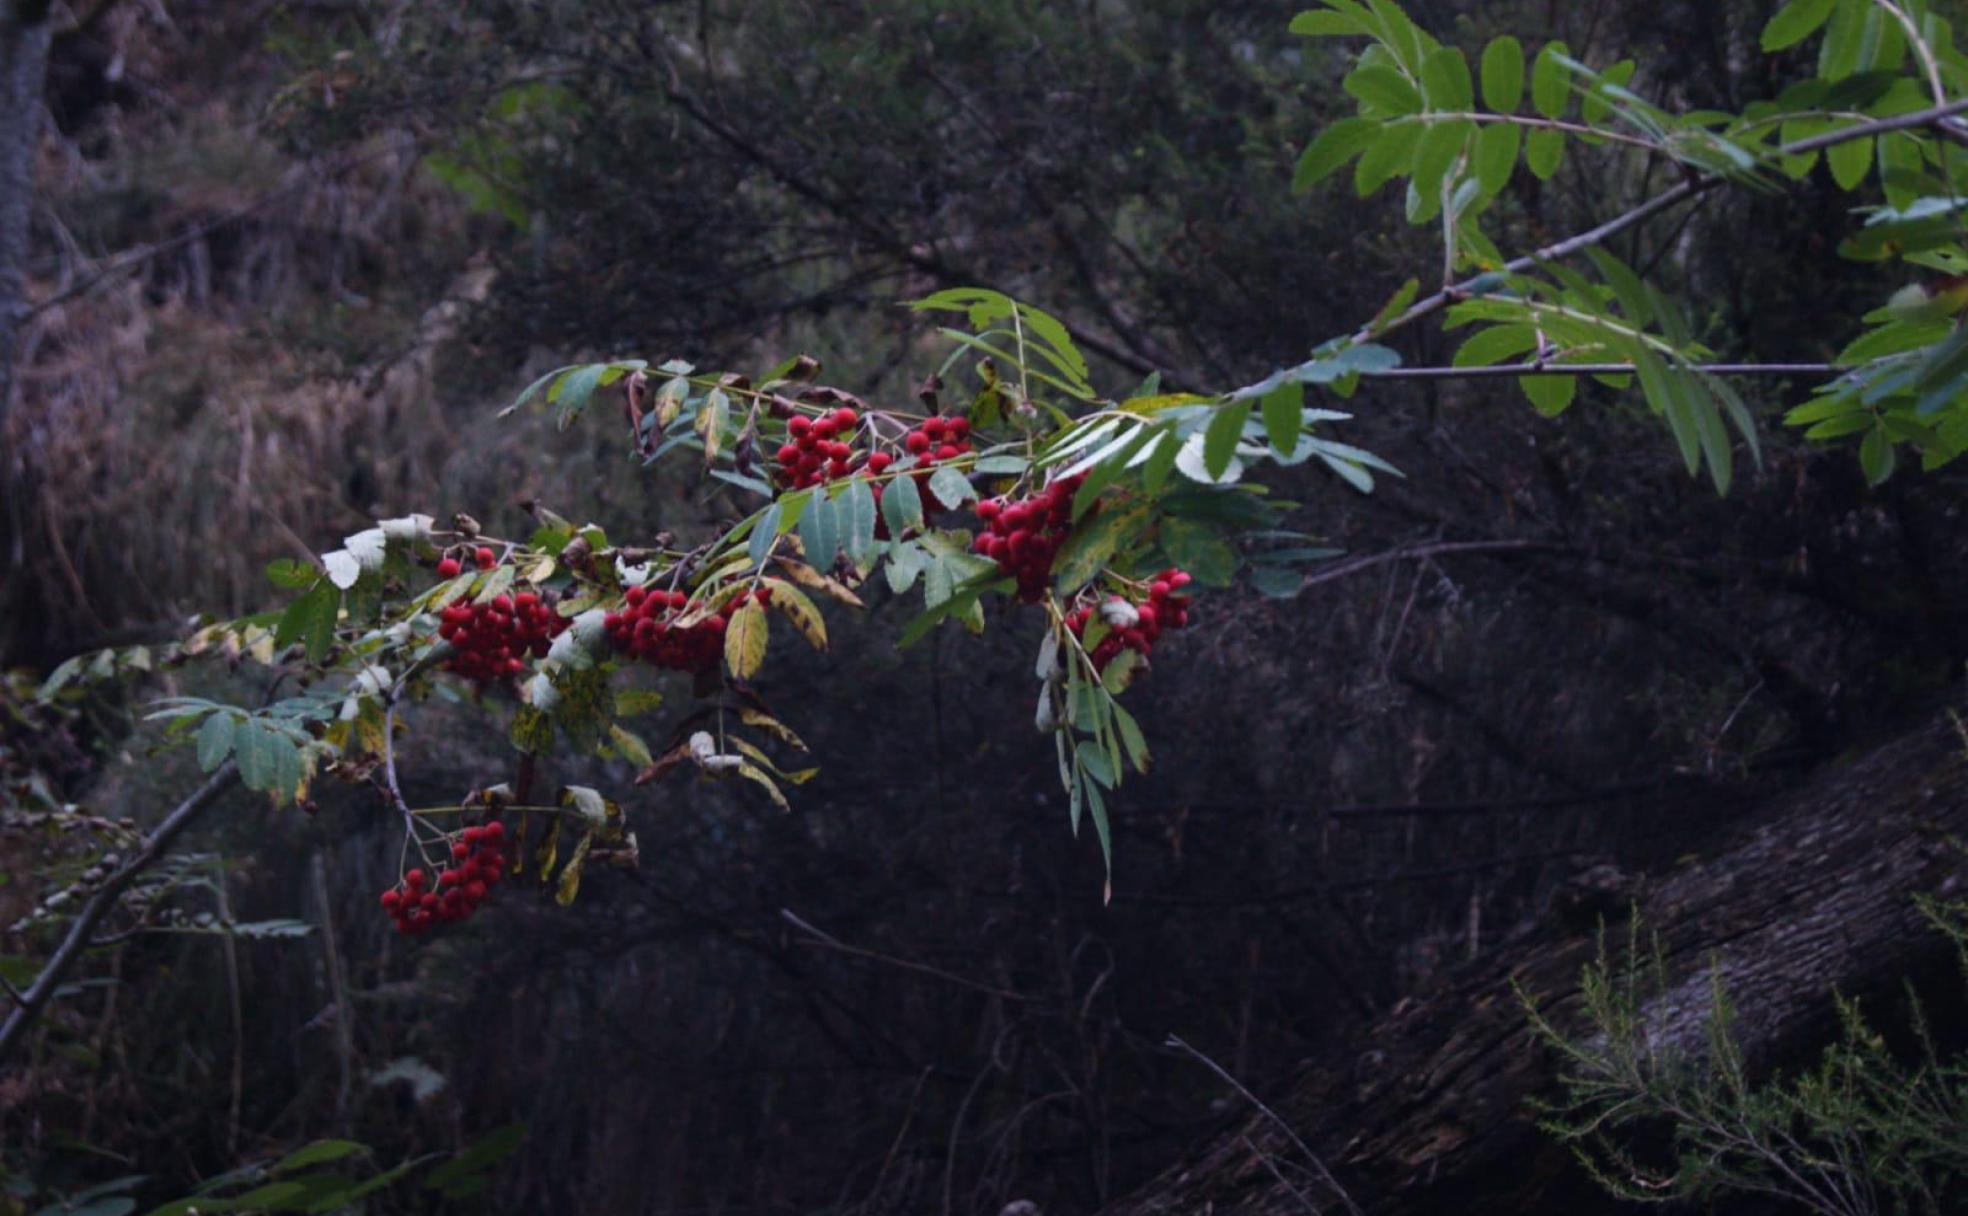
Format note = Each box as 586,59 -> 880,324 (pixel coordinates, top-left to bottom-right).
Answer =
0,0 -> 50,424
1106,709 -> 1968,1216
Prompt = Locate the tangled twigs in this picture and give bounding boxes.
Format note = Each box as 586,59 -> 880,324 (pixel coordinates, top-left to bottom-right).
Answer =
0,761 -> 242,1066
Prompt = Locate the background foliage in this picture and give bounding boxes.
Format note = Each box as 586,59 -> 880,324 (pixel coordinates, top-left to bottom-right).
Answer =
7,1 -> 1968,1213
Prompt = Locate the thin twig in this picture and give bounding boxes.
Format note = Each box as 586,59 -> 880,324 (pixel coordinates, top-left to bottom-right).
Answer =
1244,1133 -> 1327,1216
1167,1034 -> 1363,1216
1296,539 -> 1560,593
214,869 -> 244,1158
1870,0 -> 1947,109
780,908 -> 1037,1002
1395,109 -> 1663,151
311,852 -> 355,1128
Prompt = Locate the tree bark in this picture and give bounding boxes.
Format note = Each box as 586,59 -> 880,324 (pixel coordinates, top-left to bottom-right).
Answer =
1105,710 -> 1968,1216
0,0 -> 51,426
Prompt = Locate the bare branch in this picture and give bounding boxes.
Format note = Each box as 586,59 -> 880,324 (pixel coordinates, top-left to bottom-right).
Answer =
1292,539 -> 1561,594
780,908 -> 1037,1003
0,761 -> 240,1066
1167,1034 -> 1364,1216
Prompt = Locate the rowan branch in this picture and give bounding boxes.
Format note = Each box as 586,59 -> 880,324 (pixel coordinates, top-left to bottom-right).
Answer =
0,761 -> 240,1066
1361,361 -> 1835,381
1354,97 -> 1968,346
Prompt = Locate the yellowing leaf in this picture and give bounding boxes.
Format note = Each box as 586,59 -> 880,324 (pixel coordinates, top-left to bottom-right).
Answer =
518,553 -> 557,585
763,578 -> 827,650
613,687 -> 666,717
533,816 -> 561,879
734,761 -> 790,811
555,830 -> 593,906
729,737 -> 820,784
724,598 -> 768,680
695,387 -> 728,466
1100,648 -> 1144,695
608,723 -> 654,768
773,557 -> 865,607
653,375 -> 687,429
738,708 -> 808,751
472,565 -> 516,605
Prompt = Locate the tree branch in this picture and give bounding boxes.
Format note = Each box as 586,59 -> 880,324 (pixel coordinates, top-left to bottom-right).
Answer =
1361,361 -> 1834,380
1166,1034 -> 1364,1216
1292,539 -> 1561,593
1354,97 -> 1968,346
0,761 -> 240,1066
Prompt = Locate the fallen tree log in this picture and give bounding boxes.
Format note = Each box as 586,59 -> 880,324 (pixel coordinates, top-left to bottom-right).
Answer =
1107,709 -> 1968,1216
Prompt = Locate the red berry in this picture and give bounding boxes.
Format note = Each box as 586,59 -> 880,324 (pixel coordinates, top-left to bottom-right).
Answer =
474,546 -> 496,570
831,407 -> 858,429
436,557 -> 462,579
906,432 -> 931,455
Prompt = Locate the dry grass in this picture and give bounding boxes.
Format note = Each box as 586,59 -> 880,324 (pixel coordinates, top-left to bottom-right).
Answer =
2,3 -> 504,662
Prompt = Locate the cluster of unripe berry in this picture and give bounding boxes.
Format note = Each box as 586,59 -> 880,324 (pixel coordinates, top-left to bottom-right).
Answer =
604,584 -> 772,672
379,821 -> 507,936
971,475 -> 1085,601
1064,569 -> 1194,672
434,584 -> 567,682
773,408 -> 876,490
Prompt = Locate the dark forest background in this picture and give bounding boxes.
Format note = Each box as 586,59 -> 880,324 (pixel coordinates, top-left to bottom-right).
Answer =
5,1 -> 1968,1213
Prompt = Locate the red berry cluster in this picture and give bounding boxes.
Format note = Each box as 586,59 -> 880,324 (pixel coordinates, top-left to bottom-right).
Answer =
604,584 -> 772,672
436,590 -> 566,682
971,475 -> 1085,601
1065,569 -> 1194,671
903,416 -> 973,509
379,822 -> 507,936
774,408 -> 882,489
